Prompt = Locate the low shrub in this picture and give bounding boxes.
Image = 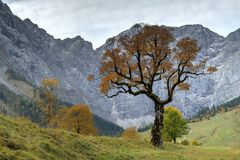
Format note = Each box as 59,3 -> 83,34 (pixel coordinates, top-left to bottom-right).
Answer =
191,140 -> 201,146
121,126 -> 140,140
180,139 -> 189,145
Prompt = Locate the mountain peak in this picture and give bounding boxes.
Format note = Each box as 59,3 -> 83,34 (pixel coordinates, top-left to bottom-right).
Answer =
97,23 -> 224,54
226,28 -> 240,42
173,24 -> 224,48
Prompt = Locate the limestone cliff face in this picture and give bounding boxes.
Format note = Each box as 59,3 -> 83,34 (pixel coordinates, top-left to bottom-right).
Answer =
96,24 -> 240,127
96,24 -> 230,125
0,1 -> 240,128
0,0 -> 108,117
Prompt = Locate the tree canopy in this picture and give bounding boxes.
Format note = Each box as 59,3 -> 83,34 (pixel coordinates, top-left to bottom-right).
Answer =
56,104 -> 97,135
163,106 -> 188,143
99,25 -> 214,105
38,77 -> 59,125
98,24 -> 216,147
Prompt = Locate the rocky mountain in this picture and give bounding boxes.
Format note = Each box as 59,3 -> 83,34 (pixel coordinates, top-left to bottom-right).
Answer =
0,0 -> 107,115
96,23 -> 227,126
0,1 -> 240,128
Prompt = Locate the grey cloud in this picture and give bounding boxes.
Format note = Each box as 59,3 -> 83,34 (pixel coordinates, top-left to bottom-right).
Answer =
2,0 -> 240,48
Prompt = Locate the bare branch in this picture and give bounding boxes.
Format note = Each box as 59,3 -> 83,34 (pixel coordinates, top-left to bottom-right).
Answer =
106,90 -> 127,98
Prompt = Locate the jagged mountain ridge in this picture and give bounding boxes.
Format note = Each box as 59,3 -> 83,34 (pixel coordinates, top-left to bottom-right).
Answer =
0,1 -> 240,128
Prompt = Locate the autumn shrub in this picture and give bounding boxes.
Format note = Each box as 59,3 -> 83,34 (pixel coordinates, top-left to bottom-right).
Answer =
191,140 -> 201,146
38,77 -> 59,126
121,127 -> 140,140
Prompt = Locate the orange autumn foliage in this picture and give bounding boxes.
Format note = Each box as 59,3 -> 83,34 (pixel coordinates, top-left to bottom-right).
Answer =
121,126 -> 140,140
38,78 -> 59,125
56,104 -> 97,135
99,25 -> 217,100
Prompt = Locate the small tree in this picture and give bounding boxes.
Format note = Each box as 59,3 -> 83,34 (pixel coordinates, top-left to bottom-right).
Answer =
163,106 -> 188,144
99,25 -> 216,147
57,104 -> 97,135
122,126 -> 140,140
38,78 -> 59,126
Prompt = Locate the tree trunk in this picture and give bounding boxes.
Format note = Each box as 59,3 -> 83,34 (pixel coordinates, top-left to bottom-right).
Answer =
47,103 -> 51,126
173,136 -> 176,144
77,127 -> 80,134
151,104 -> 164,147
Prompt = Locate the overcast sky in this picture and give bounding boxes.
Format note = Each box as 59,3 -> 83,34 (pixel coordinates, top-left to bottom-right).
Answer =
2,0 -> 240,48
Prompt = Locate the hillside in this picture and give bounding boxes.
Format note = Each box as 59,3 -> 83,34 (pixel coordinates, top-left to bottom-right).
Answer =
184,107 -> 240,148
141,107 -> 240,149
0,114 -> 240,160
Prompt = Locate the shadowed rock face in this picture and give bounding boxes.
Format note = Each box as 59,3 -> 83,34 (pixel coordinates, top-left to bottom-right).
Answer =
0,1 -> 240,128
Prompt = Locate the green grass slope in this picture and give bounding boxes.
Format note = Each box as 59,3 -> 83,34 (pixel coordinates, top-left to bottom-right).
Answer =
0,115 -> 240,160
141,108 -> 240,148
185,107 -> 240,148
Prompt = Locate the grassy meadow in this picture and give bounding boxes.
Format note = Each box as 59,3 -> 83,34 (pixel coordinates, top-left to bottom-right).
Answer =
0,110 -> 240,160
184,108 -> 240,148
